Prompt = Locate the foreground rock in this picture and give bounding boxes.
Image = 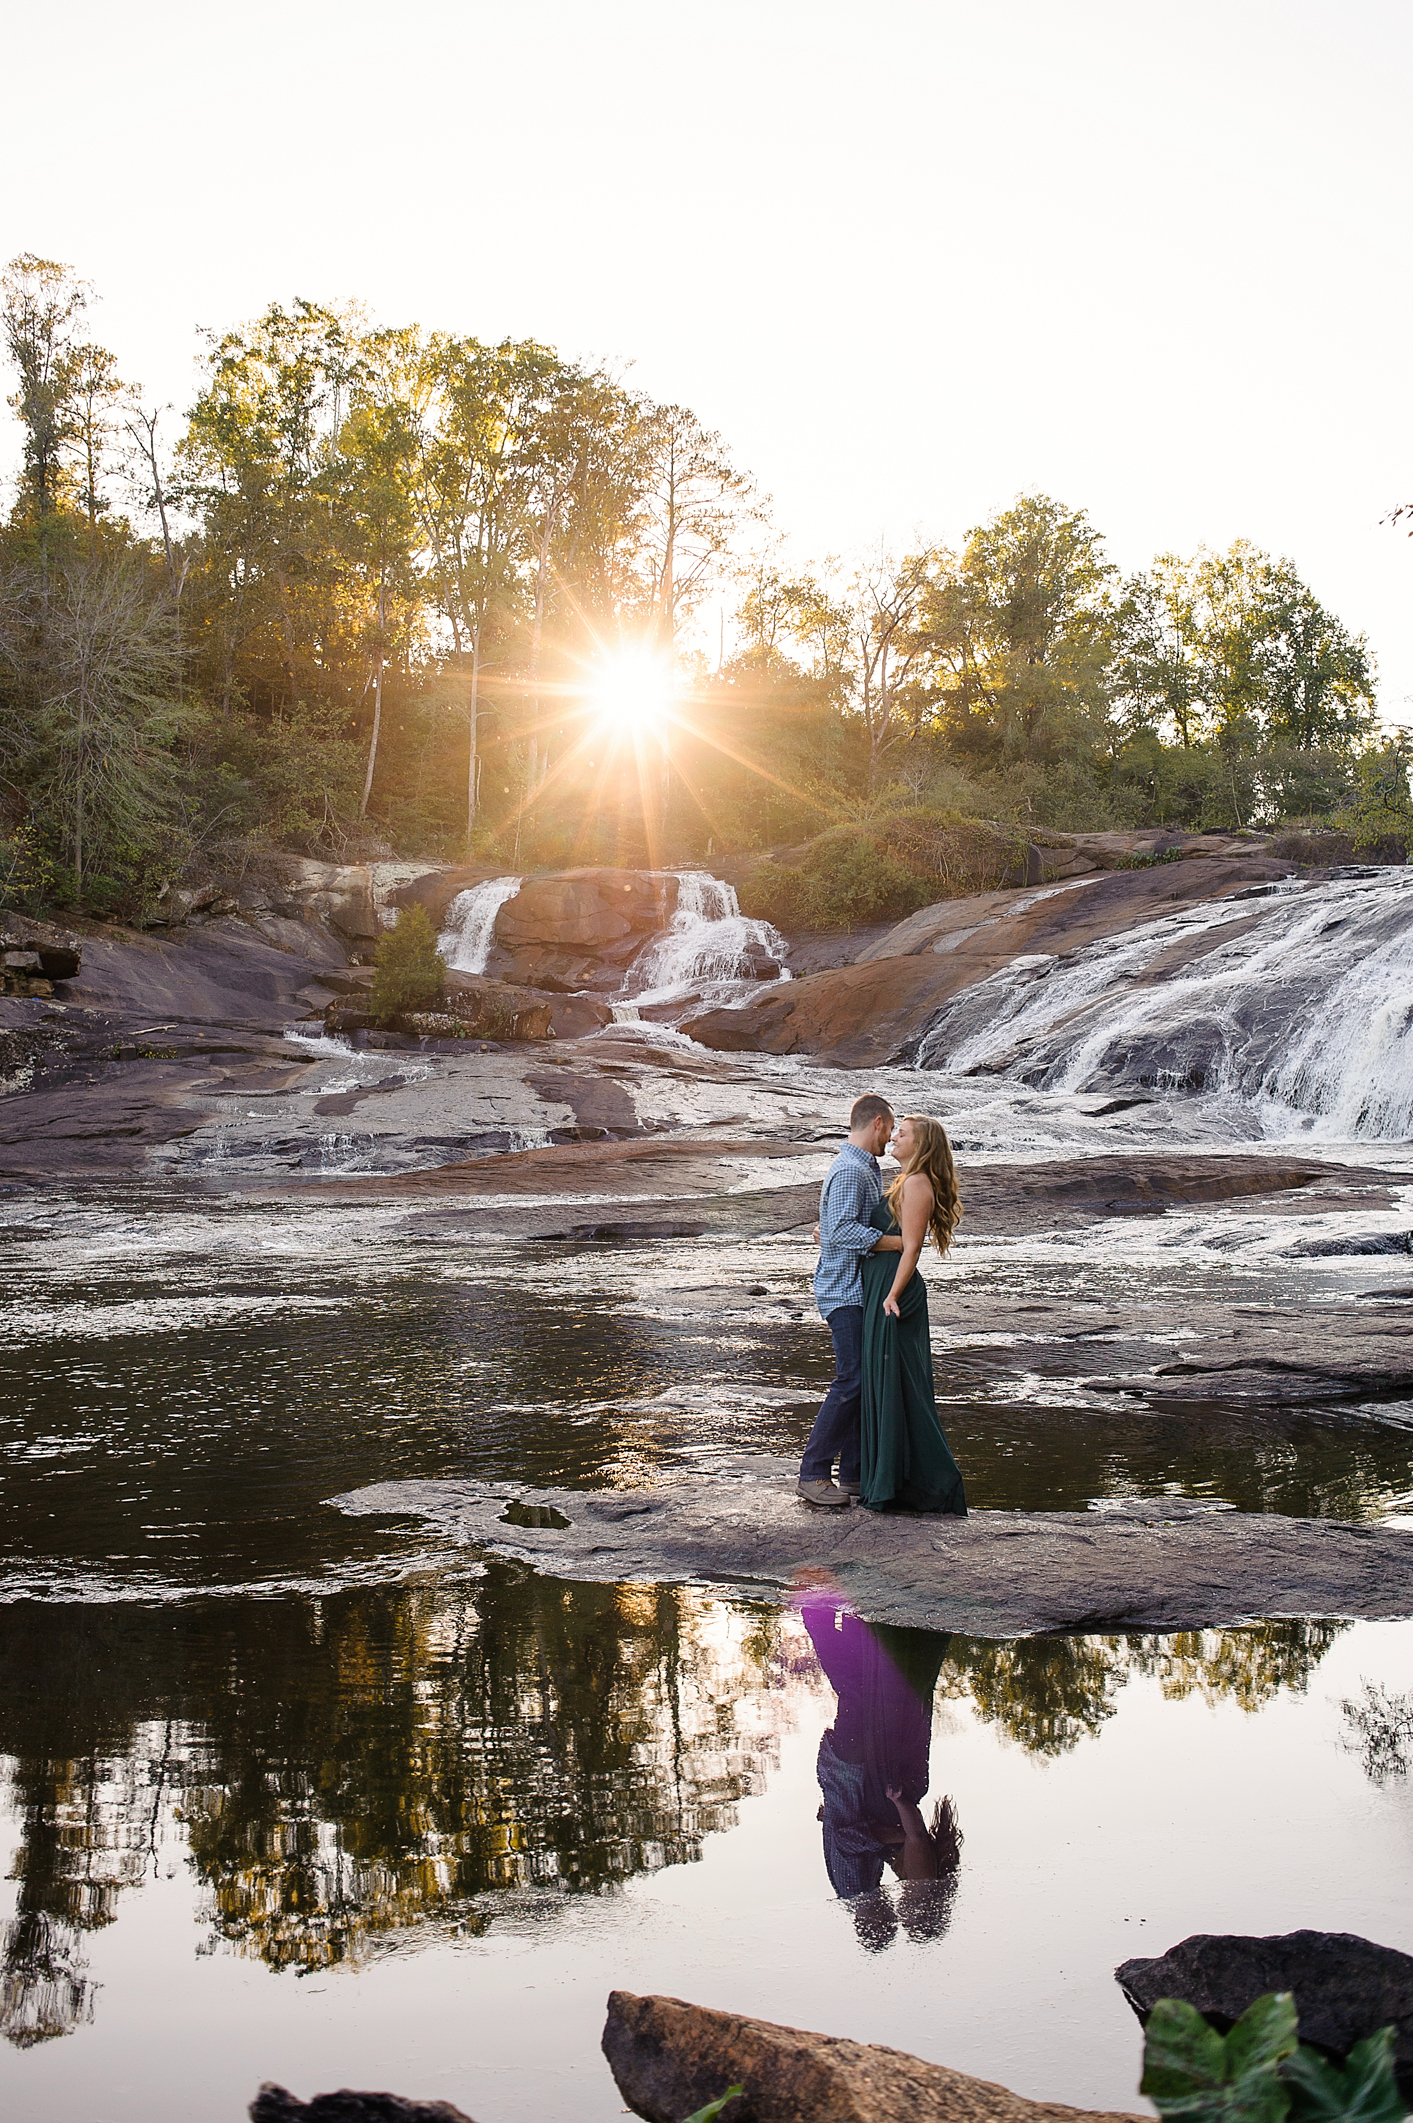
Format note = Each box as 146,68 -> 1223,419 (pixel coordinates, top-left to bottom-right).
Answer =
1116,1931 -> 1413,2085
251,2087 -> 475,2122
683,856 -> 1295,1064
603,1990 -> 1143,2123
331,1471 -> 1413,1636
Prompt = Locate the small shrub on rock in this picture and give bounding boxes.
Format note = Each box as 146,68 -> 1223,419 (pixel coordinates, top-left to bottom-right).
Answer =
738,808 -> 1033,932
1269,828 -> 1359,866
370,905 -> 446,1025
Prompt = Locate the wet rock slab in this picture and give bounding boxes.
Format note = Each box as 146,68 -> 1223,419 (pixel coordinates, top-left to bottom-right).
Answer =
330,1467 -> 1413,1637
603,1990 -> 1144,2123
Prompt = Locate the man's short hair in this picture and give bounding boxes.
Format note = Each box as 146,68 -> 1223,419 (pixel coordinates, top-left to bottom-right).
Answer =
850,1093 -> 895,1130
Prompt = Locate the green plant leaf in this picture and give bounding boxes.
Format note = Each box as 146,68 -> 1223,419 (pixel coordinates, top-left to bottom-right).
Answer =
1283,2029 -> 1407,2123
1226,1996 -> 1303,2087
680,2083 -> 744,2123
1142,1993 -> 1299,2123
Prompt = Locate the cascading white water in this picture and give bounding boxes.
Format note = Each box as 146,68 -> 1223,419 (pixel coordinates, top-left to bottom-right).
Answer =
437,877 -> 522,974
622,871 -> 790,1009
913,868 -> 1413,1140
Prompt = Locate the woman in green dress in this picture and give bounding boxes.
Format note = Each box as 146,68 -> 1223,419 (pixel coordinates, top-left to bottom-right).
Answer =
859,1115 -> 967,1516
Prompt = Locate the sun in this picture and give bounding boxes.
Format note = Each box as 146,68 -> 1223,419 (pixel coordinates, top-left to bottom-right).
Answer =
587,647 -> 675,738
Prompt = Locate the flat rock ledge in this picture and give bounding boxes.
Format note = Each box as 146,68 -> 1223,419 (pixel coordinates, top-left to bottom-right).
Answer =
330,1466 -> 1413,1636
602,1990 -> 1144,2123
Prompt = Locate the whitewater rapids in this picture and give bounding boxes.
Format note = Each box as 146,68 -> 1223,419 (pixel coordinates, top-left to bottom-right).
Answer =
912,867 -> 1413,1141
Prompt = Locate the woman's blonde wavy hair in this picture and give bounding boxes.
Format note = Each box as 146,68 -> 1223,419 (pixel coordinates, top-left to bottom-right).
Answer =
884,1115 -> 963,1255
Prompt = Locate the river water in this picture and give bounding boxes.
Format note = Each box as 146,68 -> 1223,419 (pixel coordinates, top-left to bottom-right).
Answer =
6,869 -> 1413,2121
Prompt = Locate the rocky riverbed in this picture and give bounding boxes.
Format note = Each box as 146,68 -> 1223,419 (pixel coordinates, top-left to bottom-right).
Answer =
6,847 -> 1413,1612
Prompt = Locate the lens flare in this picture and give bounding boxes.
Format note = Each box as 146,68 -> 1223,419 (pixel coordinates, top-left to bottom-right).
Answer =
587,648 -> 674,737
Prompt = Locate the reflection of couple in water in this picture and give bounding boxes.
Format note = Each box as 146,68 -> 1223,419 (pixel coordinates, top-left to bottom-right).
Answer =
801,1589 -> 962,1946
798,1093 -> 968,1515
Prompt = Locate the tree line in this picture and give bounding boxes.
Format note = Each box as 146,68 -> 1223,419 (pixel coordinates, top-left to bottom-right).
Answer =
0,250 -> 1401,918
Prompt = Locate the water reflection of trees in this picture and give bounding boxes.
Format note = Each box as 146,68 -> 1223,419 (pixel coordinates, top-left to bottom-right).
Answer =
0,1586 -> 1349,2044
1340,1680 -> 1413,1784
936,1621 -> 1346,1757
0,1569 -> 797,2034
183,1572 -> 793,1971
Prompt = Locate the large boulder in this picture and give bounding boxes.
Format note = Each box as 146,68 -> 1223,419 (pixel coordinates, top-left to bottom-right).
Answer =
1116,1931 -> 1413,2085
288,862 -> 380,946
486,869 -> 678,991
324,973 -> 609,1044
602,1991 -> 1143,2123
224,859 -> 382,954
495,876 -> 632,947
494,869 -> 676,948
389,866 -> 681,990
145,878 -> 237,927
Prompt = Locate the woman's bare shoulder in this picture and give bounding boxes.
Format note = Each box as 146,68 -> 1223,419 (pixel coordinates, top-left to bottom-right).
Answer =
901,1171 -> 935,1197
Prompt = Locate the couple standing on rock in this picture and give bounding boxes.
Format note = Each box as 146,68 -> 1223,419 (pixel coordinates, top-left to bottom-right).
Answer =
798,1094 -> 968,1516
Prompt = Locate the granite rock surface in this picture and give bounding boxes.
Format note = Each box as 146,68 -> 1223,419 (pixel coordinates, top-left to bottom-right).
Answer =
682,856 -> 1295,1064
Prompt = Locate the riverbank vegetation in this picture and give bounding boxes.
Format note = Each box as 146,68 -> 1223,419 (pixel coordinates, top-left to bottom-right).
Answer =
1,252 -> 1405,923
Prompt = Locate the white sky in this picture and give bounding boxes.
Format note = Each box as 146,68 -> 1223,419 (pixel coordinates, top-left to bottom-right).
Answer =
3,0 -> 1411,714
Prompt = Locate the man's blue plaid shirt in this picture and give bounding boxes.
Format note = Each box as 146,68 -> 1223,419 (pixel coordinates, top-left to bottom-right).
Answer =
812,1141 -> 883,1318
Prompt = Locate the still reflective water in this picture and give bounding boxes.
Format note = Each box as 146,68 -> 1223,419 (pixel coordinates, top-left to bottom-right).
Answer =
2,1577 -> 1412,2122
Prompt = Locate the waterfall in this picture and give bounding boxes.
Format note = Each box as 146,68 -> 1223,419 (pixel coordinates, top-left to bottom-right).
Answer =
623,871 -> 789,1007
437,877 -> 522,975
913,868 -> 1413,1140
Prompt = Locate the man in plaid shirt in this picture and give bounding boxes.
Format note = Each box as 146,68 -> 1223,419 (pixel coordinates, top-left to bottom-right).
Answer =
798,1093 -> 903,1509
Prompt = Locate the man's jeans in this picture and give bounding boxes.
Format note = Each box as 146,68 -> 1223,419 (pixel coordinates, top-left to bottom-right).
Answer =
800,1304 -> 863,1484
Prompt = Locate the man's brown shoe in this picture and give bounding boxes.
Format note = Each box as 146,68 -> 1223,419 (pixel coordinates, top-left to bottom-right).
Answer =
797,1478 -> 850,1509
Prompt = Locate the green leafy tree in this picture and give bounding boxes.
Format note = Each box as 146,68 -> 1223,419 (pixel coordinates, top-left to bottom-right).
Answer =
849,546 -> 945,789
369,903 -> 446,1023
179,299 -> 363,717
66,343 -> 124,528
2,255 -> 89,521
1336,737 -> 1413,857
632,400 -> 755,653
333,329 -> 424,818
922,495 -> 1119,769
1118,543 -> 1374,756
0,550 -> 189,902
409,334 -> 550,843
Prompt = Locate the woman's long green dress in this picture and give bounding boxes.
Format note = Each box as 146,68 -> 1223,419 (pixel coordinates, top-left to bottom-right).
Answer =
859,1200 -> 967,1515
